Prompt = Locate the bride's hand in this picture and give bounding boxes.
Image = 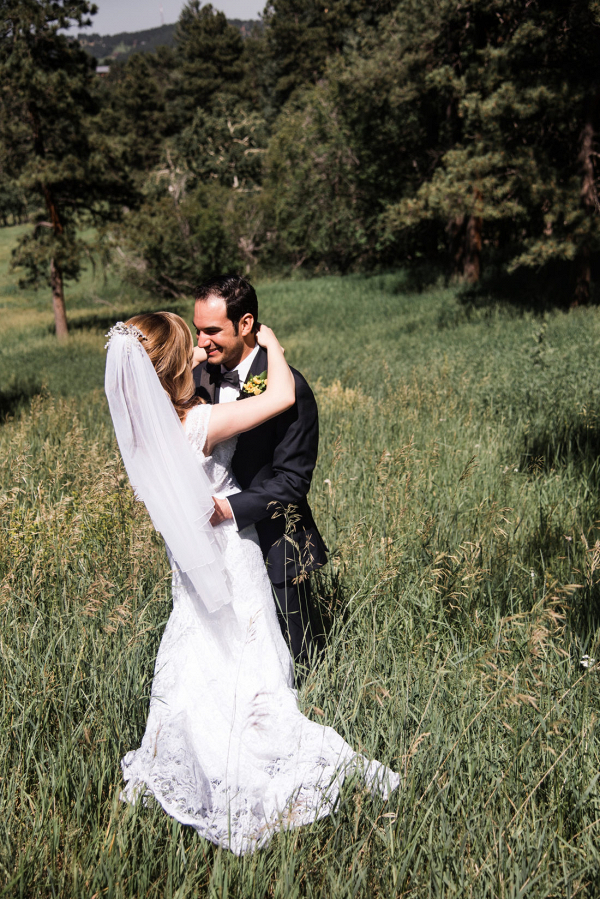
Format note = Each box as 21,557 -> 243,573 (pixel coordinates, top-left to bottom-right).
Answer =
256,324 -> 284,353
192,346 -> 208,368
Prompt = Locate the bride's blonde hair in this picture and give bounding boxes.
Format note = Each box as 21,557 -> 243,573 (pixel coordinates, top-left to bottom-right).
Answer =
126,312 -> 204,421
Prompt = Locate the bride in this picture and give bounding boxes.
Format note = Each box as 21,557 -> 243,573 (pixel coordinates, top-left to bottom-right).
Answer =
104,311 -> 399,855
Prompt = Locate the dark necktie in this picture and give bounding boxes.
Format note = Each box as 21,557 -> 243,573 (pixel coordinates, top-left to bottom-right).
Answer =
207,364 -> 240,390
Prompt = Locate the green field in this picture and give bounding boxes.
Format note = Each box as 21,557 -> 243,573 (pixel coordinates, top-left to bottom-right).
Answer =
2,224 -> 600,897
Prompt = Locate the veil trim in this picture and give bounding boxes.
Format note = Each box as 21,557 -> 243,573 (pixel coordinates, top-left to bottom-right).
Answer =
104,323 -> 234,616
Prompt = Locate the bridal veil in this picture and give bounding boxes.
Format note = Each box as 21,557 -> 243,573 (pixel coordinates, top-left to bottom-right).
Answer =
104,323 -> 233,616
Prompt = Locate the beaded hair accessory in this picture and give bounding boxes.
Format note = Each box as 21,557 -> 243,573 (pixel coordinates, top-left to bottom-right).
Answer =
105,322 -> 148,349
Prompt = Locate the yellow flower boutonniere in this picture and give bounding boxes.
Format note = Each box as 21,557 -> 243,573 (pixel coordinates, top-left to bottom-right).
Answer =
242,371 -> 268,396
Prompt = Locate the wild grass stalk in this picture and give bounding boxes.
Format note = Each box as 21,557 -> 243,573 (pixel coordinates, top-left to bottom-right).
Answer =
2,240 -> 600,894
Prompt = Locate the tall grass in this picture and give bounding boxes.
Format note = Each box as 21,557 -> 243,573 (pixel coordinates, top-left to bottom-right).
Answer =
2,226 -> 600,896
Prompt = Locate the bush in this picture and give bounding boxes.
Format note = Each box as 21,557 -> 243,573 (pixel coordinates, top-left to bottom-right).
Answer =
111,182 -> 243,297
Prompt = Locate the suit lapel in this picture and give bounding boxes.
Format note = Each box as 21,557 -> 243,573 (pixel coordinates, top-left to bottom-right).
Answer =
250,346 -> 268,377
199,364 -> 216,404
237,346 -> 268,401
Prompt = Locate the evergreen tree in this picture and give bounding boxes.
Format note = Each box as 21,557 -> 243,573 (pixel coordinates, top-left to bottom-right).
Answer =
102,3 -> 268,293
261,0 -> 396,114
99,46 -> 179,175
0,142 -> 27,226
100,2 -> 252,183
111,180 -> 242,297
176,96 -> 267,191
112,96 -> 268,293
172,1 -> 248,121
0,0 -> 134,338
265,85 -> 367,271
340,0 -> 600,296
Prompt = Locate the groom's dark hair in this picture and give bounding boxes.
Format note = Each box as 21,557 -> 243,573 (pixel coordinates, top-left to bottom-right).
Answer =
195,274 -> 258,335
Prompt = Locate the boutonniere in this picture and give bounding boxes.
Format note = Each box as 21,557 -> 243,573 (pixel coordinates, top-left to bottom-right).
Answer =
242,371 -> 268,396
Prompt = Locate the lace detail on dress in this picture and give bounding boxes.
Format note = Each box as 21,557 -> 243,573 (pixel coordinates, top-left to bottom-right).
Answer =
185,404 -> 239,497
184,402 -> 211,455
121,400 -> 400,854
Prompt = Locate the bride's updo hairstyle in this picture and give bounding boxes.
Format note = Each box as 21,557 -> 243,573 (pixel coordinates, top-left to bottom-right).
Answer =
125,312 -> 204,421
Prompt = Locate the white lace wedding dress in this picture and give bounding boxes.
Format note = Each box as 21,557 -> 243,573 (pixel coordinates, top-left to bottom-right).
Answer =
121,403 -> 399,854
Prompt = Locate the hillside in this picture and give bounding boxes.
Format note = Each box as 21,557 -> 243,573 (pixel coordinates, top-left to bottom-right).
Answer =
77,18 -> 259,62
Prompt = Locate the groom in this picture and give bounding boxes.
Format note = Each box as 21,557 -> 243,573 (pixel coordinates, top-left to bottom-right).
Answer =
192,274 -> 328,667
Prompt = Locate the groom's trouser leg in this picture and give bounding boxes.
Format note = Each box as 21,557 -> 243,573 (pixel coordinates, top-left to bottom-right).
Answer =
272,578 -> 314,664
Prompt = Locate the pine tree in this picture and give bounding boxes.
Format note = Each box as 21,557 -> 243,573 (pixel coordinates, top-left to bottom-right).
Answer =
261,0 -> 396,114
0,0 -> 134,338
99,2 -> 252,184
0,142 -> 27,226
348,0 -> 600,296
99,46 -> 180,175
176,96 -> 267,191
172,2 -> 248,121
265,85 -> 366,271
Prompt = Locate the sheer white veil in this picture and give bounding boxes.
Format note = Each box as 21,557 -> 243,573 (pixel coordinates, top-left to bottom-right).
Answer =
104,322 -> 233,615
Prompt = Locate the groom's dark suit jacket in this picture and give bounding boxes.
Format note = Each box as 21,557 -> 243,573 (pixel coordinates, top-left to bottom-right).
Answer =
193,346 -> 327,587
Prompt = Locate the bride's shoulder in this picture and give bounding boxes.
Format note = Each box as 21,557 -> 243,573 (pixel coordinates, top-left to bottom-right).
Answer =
184,401 -> 212,442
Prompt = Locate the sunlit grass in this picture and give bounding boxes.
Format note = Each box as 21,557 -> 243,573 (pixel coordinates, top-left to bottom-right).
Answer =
2,224 -> 600,896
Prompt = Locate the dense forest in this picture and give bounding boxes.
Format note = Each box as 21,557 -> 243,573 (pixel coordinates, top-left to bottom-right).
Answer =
1,0 -> 599,337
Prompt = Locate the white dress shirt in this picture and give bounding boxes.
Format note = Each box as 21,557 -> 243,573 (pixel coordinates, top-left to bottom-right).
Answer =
215,344 -> 260,530
217,344 -> 260,405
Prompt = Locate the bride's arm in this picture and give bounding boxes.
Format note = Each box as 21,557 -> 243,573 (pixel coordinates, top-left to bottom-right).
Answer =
204,326 -> 295,455
192,346 -> 208,368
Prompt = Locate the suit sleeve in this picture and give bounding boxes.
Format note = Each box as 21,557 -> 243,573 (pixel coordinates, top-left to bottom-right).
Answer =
227,372 -> 319,532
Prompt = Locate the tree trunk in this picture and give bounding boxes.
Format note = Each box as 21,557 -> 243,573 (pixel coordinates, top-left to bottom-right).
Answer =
51,257 -> 69,340
463,214 -> 483,283
40,181 -> 70,337
447,213 -> 466,275
574,89 -> 600,305
573,247 -> 591,306
447,212 -> 483,283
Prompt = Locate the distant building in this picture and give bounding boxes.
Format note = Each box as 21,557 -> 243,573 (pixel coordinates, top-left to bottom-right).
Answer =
96,66 -> 110,75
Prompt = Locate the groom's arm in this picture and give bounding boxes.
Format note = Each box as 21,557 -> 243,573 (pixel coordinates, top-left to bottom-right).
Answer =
226,372 -> 319,532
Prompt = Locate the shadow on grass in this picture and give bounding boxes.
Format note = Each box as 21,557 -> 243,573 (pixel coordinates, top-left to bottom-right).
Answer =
48,302 -> 190,335
570,579 -> 600,650
374,261 -> 447,296
371,259 -> 600,328
458,260 -> 600,315
520,418 -> 600,476
367,257 -> 598,310
517,415 -> 600,641
313,568 -> 347,642
0,376 -> 43,421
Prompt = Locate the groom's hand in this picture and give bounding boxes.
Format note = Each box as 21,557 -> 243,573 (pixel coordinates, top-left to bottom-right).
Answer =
210,496 -> 233,527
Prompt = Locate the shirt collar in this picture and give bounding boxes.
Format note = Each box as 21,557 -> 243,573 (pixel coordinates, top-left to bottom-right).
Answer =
223,343 -> 260,386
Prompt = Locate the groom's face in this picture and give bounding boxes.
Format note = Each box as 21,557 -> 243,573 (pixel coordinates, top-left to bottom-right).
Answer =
194,296 -> 247,369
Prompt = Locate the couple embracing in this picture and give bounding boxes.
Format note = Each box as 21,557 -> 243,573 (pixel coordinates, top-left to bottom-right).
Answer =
105,274 -> 398,855
192,275 -> 326,669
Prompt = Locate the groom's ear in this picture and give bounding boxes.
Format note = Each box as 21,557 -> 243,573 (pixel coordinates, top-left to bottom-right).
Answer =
239,313 -> 255,337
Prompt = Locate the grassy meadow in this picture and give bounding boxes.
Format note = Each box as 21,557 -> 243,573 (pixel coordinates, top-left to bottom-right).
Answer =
2,222 -> 600,897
